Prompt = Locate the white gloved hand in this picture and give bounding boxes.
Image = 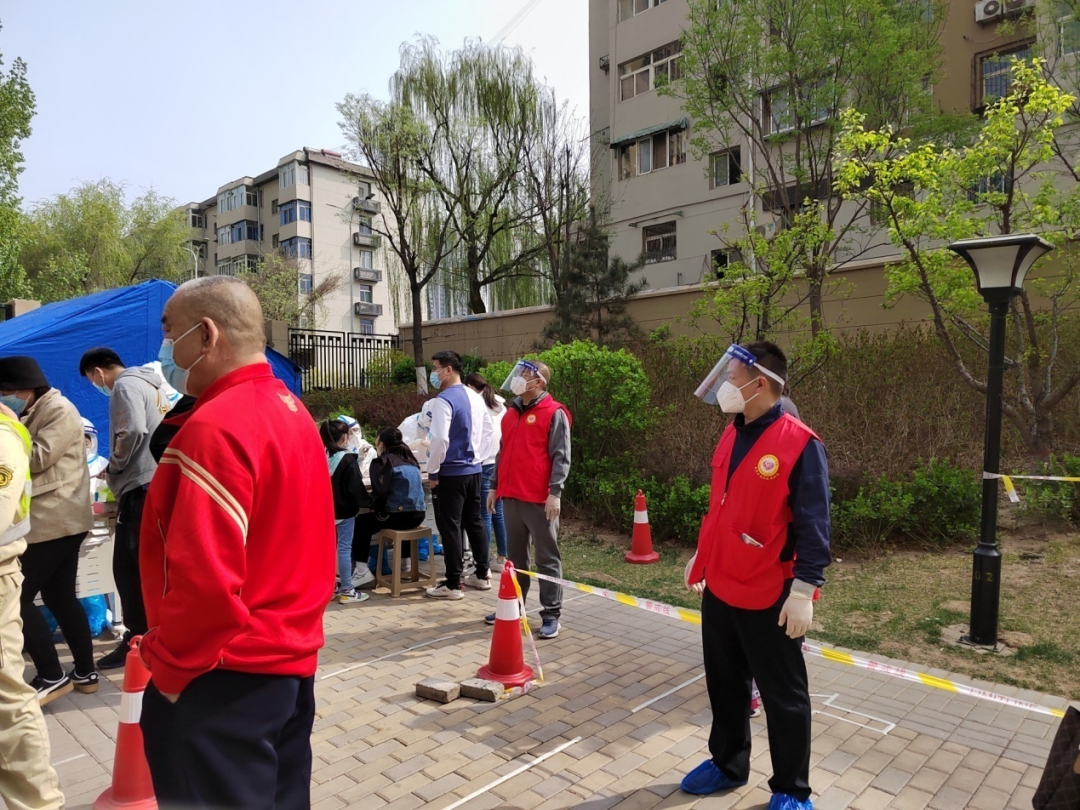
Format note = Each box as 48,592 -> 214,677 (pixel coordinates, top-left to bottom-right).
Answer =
486,491 -> 498,515
778,579 -> 816,639
545,494 -> 561,521
684,553 -> 706,596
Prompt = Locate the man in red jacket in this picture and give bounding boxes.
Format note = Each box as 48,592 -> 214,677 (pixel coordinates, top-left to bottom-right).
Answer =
681,341 -> 830,810
137,277 -> 335,809
486,360 -> 571,639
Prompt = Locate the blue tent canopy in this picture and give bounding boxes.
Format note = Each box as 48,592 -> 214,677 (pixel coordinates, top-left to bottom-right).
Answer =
0,280 -> 302,454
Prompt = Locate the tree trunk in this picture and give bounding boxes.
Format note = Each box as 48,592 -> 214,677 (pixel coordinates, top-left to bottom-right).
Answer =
808,282 -> 824,340
411,280 -> 427,394
468,243 -> 486,314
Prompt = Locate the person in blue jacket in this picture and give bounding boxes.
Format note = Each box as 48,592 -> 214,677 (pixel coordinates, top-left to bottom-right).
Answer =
353,427 -> 427,585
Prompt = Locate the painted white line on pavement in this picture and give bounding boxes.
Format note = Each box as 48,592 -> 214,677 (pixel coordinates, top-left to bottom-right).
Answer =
810,693 -> 896,735
320,635 -> 458,681
441,736 -> 583,810
631,673 -> 706,714
52,754 -> 87,767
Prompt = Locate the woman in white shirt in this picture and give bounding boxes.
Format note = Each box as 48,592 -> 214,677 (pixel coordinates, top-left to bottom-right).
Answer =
464,373 -> 508,572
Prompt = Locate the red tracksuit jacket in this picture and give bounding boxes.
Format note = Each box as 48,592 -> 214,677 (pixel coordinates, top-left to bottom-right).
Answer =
138,363 -> 336,694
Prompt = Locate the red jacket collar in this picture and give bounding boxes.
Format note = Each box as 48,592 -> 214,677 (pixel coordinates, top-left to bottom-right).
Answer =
165,362 -> 274,428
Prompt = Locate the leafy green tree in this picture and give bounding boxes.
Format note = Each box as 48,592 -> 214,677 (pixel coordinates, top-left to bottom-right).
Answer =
543,210 -> 646,347
836,59 -> 1079,456
19,180 -> 193,302
0,25 -> 35,301
242,250 -> 344,326
668,0 -> 954,342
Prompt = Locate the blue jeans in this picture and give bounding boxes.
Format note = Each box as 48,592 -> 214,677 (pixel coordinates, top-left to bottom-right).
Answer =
481,463 -> 507,557
336,519 -> 354,592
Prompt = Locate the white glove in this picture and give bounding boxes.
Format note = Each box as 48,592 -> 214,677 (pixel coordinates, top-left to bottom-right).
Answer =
545,495 -> 561,521
486,491 -> 498,515
778,579 -> 816,639
684,553 -> 706,596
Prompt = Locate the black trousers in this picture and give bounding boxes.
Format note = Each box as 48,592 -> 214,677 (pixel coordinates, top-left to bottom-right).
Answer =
353,510 -> 425,566
141,670 -> 316,810
19,532 -> 94,680
431,472 -> 488,588
113,486 -> 148,639
701,583 -> 812,801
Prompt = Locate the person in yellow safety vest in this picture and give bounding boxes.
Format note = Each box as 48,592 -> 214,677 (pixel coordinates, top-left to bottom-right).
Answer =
0,401 -> 65,809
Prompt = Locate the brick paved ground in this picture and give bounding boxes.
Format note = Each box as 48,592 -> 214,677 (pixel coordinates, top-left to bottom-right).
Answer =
22,567 -> 1072,810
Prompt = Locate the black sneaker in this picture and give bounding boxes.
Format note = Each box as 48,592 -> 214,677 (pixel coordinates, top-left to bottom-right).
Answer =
97,640 -> 130,671
31,675 -> 73,706
70,669 -> 99,694
484,612 -> 497,625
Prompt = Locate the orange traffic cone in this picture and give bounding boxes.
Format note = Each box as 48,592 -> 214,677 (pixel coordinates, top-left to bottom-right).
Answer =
94,637 -> 157,810
478,561 -> 535,688
625,490 -> 660,564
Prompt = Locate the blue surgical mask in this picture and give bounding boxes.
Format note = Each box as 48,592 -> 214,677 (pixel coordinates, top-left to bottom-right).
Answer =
158,322 -> 204,396
94,383 -> 112,397
0,395 -> 27,415
429,369 -> 442,391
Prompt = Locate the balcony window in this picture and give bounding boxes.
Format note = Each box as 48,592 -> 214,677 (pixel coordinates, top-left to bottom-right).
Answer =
358,318 -> 375,335
643,222 -> 676,264
618,0 -> 667,22
280,200 -> 312,226
765,80 -> 830,135
216,255 -> 259,276
357,249 -> 374,269
358,283 -> 374,304
357,217 -> 373,236
618,42 -> 682,101
189,211 -> 204,229
617,126 -> 686,180
227,221 -> 259,243
281,236 -> 313,259
217,186 -> 244,213
299,273 -> 313,295
279,161 -> 309,188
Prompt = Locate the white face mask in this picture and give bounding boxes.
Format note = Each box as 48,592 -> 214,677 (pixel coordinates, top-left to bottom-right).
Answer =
716,379 -> 759,414
509,375 -> 528,396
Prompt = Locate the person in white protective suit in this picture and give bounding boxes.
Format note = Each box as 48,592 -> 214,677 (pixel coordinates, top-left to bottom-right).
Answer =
82,418 -> 110,502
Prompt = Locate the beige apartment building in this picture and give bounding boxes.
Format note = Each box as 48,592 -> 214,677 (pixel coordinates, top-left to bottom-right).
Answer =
588,0 -> 1039,293
185,147 -> 393,335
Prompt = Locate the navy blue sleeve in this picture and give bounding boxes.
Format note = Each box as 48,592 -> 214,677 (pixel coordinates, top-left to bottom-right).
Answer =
787,438 -> 831,587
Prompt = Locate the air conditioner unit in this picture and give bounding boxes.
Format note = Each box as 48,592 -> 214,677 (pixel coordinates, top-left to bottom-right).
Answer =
354,302 -> 383,316
974,0 -> 1034,24
353,268 -> 383,283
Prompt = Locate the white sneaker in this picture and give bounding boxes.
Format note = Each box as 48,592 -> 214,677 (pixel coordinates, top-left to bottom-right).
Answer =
464,573 -> 491,591
401,558 -> 412,575
353,567 -> 376,590
489,557 -> 507,572
426,583 -> 464,600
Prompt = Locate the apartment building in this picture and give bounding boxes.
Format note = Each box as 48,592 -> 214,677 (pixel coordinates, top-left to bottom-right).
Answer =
588,0 -> 1038,292
184,147 -> 393,335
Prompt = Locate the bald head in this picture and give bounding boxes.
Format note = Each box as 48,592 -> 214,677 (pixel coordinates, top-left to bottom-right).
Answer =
171,276 -> 266,355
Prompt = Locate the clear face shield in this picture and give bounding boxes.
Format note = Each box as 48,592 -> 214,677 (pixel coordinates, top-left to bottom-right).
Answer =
335,415 -> 364,453
694,345 -> 786,413
501,360 -> 545,397
82,418 -> 99,460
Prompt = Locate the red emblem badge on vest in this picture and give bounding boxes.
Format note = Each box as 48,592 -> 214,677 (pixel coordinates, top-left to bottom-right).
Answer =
756,454 -> 780,480
526,414 -> 538,424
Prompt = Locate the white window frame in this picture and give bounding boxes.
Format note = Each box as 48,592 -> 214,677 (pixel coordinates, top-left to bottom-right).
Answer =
217,225 -> 232,245
765,80 -> 829,135
619,0 -> 663,22
711,148 -> 742,188
618,42 -> 682,101
279,161 -> 308,188
358,318 -> 376,335
358,283 -> 374,304
357,249 -> 374,269
637,137 -> 652,174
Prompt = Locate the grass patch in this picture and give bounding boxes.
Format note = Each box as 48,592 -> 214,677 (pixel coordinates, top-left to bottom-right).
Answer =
559,523 -> 1080,700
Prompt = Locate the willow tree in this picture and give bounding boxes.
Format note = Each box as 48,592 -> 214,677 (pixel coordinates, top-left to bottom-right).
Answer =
393,38 -> 547,314
338,93 -> 456,392
669,0 -> 952,341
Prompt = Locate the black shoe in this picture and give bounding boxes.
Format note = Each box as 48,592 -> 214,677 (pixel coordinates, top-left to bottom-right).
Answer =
97,641 -> 130,670
31,675 -> 73,706
70,669 -> 100,694
484,612 -> 497,625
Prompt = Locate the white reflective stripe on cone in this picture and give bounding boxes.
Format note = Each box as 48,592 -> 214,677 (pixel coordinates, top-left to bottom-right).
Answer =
634,510 -> 649,524
495,598 -> 520,621
118,690 -> 144,725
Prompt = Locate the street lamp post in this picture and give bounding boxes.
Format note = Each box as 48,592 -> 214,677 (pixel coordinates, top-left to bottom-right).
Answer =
184,245 -> 199,280
947,234 -> 1053,648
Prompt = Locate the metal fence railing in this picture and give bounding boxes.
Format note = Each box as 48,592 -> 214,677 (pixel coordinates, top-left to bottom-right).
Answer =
287,329 -> 400,392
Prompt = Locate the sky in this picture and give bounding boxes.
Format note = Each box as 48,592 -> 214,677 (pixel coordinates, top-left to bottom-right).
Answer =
5,0 -> 589,208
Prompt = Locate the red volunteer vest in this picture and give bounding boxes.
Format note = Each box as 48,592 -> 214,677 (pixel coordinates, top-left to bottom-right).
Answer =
496,395 -> 572,505
690,414 -> 817,610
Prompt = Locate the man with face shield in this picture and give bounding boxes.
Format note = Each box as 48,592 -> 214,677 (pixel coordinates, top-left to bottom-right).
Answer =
681,342 -> 830,810
485,360 -> 571,640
